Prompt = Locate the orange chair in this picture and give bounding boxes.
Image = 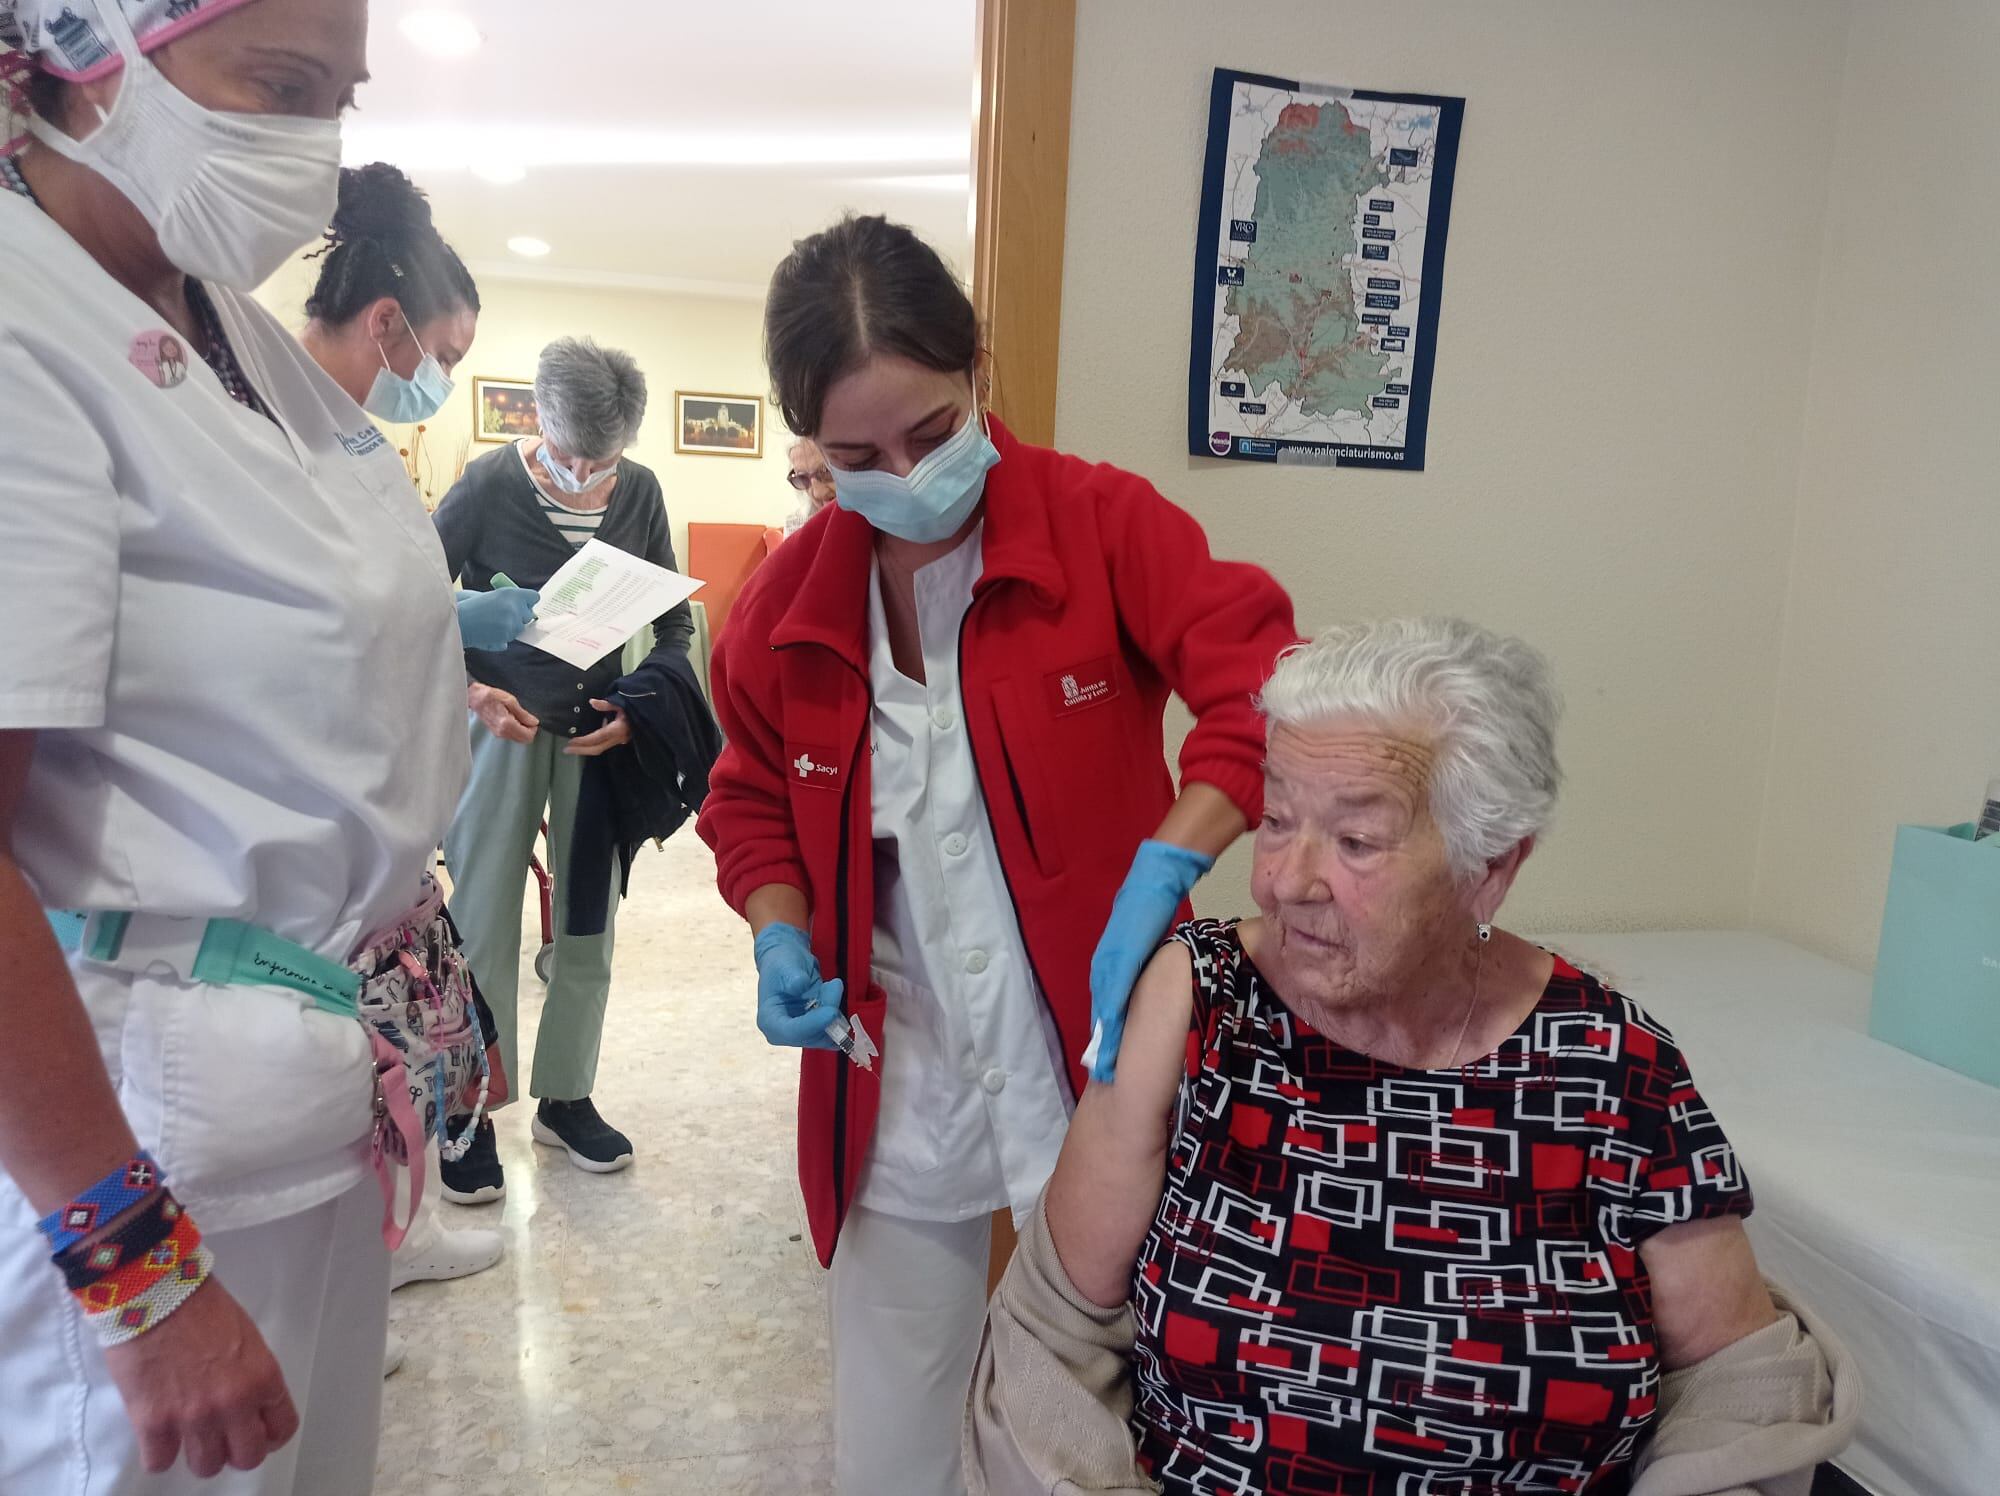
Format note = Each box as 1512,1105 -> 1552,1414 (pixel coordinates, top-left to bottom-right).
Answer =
687,521 -> 783,644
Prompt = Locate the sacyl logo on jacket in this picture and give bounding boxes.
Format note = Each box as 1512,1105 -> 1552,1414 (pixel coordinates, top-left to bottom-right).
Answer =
787,745 -> 843,790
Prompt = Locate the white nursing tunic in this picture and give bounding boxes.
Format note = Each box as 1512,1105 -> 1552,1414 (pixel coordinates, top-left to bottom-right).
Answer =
0,192 -> 468,1228
860,526 -> 1072,1225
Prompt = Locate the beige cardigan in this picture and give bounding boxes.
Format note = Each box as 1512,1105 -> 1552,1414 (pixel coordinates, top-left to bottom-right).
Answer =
966,1196 -> 1861,1496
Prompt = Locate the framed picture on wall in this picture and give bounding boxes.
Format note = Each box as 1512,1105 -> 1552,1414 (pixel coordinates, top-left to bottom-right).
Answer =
472,377 -> 540,444
675,392 -> 763,458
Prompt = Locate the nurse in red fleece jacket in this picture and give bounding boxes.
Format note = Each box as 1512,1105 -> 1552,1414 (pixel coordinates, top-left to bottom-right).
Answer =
696,215 -> 1296,1493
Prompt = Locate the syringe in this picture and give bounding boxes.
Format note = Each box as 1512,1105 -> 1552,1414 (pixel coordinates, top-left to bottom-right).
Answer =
822,1011 -> 878,1070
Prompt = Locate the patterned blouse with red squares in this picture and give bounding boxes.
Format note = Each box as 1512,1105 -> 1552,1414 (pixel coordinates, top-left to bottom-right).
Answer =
1129,919 -> 1755,1496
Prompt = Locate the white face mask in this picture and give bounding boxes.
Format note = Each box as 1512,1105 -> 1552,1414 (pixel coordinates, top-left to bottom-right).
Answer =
539,441 -> 617,495
364,308 -> 455,424
829,401 -> 999,544
28,4 -> 342,290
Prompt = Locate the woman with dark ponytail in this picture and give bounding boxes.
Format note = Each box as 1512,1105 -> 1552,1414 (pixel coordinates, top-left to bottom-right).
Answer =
301,162 -> 480,424
300,166 -> 534,661
696,215 -> 1298,1490
296,166 -> 528,1315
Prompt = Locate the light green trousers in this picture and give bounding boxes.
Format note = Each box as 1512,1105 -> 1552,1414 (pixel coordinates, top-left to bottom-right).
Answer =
443,718 -> 617,1104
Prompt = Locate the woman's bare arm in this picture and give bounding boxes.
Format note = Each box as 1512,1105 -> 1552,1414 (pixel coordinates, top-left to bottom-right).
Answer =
0,730 -> 140,1211
745,882 -> 810,937
1149,781 -> 1248,861
0,729 -> 305,1473
1641,1216 -> 1781,1370
1046,941 -> 1195,1307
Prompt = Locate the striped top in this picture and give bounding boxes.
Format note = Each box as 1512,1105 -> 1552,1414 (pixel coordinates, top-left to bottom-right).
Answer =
433,442 -> 692,723
516,442 -> 609,548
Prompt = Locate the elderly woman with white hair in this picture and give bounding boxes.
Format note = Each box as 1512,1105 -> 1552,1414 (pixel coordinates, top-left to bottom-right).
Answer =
967,619 -> 1858,1495
432,336 -> 695,1196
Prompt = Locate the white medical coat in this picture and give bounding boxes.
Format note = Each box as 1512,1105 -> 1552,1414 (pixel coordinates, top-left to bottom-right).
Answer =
860,528 -> 1072,1224
0,194 -> 469,1229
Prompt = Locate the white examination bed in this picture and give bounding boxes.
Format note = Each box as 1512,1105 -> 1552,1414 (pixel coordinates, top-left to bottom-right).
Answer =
1542,931 -> 2000,1496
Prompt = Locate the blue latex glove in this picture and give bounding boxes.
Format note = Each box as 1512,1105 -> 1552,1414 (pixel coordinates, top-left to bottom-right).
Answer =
1085,840 -> 1215,1082
753,922 -> 844,1050
455,581 -> 540,651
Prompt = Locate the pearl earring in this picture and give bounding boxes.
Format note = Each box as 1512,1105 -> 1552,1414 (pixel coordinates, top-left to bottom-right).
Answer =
1476,923 -> 1492,943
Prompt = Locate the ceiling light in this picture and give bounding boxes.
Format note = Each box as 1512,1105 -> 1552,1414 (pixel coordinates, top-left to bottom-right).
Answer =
507,236 -> 551,259
472,162 -> 527,186
399,9 -> 482,60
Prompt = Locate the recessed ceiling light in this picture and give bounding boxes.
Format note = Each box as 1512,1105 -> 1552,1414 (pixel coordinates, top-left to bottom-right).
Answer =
507,236 -> 551,259
472,162 -> 527,186
399,9 -> 482,59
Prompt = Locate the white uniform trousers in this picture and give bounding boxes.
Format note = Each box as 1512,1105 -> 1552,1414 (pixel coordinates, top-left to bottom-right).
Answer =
829,1206 -> 993,1495
0,1178 -> 388,1496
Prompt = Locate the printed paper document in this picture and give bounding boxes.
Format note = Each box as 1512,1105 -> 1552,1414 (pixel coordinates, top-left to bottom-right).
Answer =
517,538 -> 703,670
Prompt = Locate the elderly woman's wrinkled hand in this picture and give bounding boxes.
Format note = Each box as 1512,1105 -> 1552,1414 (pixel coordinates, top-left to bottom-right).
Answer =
563,700 -> 632,757
467,681 -> 539,745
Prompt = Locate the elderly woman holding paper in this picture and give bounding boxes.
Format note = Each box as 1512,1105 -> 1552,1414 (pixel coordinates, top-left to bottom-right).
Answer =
432,336 -> 695,1197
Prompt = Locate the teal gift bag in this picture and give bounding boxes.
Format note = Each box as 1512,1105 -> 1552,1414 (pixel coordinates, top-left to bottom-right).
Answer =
1869,823 -> 2000,1088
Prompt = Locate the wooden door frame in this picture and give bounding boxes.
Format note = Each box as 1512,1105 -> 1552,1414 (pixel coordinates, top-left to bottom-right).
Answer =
970,0 -> 1076,1291
972,0 -> 1077,448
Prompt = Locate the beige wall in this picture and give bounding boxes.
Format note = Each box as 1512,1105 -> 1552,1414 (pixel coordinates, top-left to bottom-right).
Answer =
257,262 -> 796,561
1056,0 -> 1849,932
1750,0 -> 2000,968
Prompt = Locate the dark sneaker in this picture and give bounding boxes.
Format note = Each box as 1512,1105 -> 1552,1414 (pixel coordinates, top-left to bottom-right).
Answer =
440,1117 -> 505,1204
531,1097 -> 634,1174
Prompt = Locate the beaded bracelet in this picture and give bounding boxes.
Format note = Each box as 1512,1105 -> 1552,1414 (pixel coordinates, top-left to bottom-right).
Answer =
90,1243 -> 215,1348
37,1152 -> 164,1254
56,1190 -> 184,1292
37,1153 -> 213,1346
75,1210 -> 204,1316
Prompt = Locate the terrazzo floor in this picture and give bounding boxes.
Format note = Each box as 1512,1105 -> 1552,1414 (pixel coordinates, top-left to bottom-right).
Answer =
379,832 -> 835,1494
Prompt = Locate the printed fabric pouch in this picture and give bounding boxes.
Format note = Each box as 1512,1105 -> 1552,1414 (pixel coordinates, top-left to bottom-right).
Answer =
350,874 -> 491,1248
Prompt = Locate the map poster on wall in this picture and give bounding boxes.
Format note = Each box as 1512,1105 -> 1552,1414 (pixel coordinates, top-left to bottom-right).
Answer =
1189,68 -> 1464,470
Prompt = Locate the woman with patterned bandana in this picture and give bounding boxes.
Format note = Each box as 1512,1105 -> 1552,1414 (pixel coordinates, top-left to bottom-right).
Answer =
0,1 -> 473,1489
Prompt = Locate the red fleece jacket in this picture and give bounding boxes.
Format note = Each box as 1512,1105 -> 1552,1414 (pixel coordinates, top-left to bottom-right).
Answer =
697,420 -> 1297,1264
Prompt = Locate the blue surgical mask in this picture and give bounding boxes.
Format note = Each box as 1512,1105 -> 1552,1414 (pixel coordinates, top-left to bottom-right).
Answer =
830,404 -> 1000,544
539,442 -> 618,495
363,310 -> 455,424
